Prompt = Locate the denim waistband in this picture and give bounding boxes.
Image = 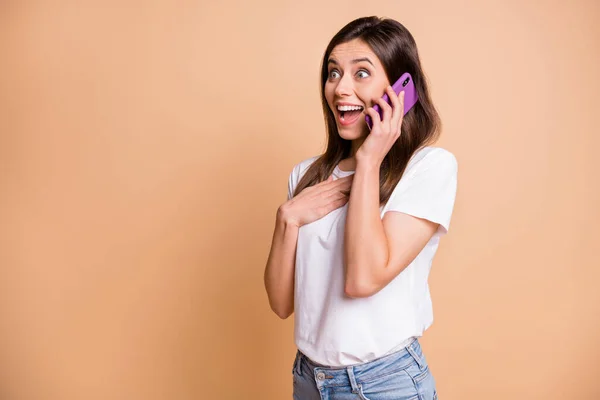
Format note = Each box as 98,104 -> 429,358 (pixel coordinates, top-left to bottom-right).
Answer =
294,337 -> 426,389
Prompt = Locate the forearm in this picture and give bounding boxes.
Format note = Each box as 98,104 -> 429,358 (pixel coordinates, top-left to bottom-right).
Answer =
264,206 -> 299,318
344,161 -> 389,297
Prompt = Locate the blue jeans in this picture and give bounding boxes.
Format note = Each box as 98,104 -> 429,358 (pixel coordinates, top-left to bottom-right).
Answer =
292,338 -> 438,400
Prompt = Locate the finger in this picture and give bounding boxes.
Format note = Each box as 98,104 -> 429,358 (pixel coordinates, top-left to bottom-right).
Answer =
375,96 -> 393,129
322,179 -> 344,194
399,90 -> 405,114
324,186 -> 349,202
316,174 -> 334,187
374,100 -> 392,135
330,194 -> 349,209
386,86 -> 402,130
331,178 -> 353,193
365,107 -> 383,132
397,90 -> 405,134
324,175 -> 351,191
327,191 -> 350,203
304,175 -> 332,195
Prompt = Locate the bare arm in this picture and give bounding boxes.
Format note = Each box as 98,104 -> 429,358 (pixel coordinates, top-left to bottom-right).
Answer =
343,161 -> 390,297
345,87 -> 445,298
263,207 -> 299,319
264,174 -> 353,318
344,160 -> 442,298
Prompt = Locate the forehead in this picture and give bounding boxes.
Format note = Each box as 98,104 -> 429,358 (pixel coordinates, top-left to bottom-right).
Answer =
328,39 -> 381,65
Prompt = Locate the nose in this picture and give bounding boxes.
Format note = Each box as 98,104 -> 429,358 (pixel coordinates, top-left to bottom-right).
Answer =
334,74 -> 353,97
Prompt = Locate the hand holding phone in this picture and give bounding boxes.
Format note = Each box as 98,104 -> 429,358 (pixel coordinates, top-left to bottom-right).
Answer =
365,72 -> 418,130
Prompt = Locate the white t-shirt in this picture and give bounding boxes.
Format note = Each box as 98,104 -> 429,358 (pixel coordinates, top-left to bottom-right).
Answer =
287,146 -> 458,367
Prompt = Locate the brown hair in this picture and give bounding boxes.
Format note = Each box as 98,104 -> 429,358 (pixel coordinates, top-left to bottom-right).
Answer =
292,16 -> 441,204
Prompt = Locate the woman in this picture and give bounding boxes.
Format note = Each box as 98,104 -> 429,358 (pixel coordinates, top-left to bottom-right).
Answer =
264,16 -> 457,400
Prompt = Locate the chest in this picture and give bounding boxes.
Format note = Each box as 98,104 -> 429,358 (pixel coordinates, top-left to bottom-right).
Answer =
298,204 -> 348,246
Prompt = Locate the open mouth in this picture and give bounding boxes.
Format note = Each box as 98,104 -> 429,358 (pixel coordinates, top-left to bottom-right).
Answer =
337,105 -> 364,125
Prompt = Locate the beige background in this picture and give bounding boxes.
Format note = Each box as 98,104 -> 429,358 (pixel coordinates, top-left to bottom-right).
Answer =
1,1 -> 599,399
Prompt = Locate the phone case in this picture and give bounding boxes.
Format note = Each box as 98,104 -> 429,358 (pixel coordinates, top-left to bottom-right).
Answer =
365,72 -> 418,130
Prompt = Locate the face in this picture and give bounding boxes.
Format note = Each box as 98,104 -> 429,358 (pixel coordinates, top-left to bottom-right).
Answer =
324,38 -> 390,141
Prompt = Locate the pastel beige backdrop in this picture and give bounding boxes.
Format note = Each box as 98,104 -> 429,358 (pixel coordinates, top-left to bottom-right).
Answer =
0,1 -> 598,399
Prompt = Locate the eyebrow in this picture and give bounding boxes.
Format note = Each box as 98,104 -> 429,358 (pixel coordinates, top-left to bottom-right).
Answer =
327,57 -> 374,67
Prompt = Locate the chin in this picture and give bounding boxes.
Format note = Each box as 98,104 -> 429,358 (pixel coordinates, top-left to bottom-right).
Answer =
337,125 -> 368,141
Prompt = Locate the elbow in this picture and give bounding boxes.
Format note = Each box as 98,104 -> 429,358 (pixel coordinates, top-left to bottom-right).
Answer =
273,307 -> 293,319
344,279 -> 379,298
270,303 -> 293,319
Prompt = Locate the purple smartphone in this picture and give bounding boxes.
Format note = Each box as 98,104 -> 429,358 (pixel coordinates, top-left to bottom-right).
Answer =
365,72 -> 418,130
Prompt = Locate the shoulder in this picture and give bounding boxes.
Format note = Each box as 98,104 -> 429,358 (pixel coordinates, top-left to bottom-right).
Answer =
289,154 -> 321,181
405,146 -> 457,176
296,154 -> 321,172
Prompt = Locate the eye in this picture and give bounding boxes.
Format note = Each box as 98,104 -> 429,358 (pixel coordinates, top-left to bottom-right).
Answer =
329,69 -> 371,78
356,69 -> 371,78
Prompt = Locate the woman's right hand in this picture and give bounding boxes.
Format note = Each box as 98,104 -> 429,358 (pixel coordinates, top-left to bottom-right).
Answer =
279,174 -> 354,227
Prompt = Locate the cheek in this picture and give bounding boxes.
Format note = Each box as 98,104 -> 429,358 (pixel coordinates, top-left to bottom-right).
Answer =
363,86 -> 384,107
357,89 -> 374,108
324,86 -> 335,106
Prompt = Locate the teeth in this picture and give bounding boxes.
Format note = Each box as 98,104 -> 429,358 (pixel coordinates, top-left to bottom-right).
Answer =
337,105 -> 363,112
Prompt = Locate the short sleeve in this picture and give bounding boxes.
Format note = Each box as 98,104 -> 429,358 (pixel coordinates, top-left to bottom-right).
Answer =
382,149 -> 458,235
286,155 -> 319,201
287,169 -> 295,200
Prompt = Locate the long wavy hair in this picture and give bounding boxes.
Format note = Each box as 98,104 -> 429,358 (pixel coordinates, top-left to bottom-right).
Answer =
292,16 -> 441,205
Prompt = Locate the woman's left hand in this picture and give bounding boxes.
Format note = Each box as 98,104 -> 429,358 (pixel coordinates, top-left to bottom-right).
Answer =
357,86 -> 405,168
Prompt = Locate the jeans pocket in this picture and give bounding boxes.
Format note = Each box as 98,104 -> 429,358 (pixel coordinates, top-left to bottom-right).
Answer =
292,351 -> 300,375
410,363 -> 430,383
404,361 -> 438,400
360,369 -> 421,400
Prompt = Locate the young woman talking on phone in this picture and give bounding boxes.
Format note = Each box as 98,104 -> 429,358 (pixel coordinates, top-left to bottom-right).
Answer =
264,16 -> 457,400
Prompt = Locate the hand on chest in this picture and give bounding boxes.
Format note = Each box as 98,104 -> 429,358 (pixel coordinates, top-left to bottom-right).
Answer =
299,204 -> 349,247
